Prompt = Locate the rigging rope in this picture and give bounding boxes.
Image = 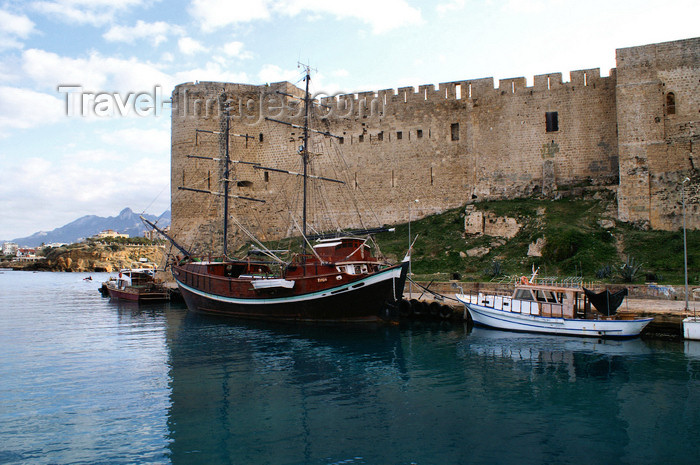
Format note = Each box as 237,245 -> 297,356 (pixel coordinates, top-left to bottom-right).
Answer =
229,215 -> 286,264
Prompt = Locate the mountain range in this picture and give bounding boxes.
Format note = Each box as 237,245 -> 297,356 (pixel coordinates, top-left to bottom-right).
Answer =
4,208 -> 171,247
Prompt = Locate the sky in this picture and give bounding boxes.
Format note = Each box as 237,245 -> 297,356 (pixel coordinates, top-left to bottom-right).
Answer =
0,0 -> 698,241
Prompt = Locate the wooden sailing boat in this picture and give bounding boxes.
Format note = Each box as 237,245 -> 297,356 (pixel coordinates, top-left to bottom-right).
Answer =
156,66 -> 409,323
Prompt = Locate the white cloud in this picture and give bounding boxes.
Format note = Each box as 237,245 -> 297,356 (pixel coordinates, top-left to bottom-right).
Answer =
436,0 -> 465,14
189,0 -> 422,34
0,9 -> 35,38
258,64 -> 302,85
222,41 -> 253,59
0,120 -> 171,238
31,0 -> 145,26
99,126 -> 170,154
22,48 -> 176,93
0,9 -> 36,50
178,37 -> 208,55
0,157 -> 170,237
277,0 -> 423,33
0,86 -> 65,136
103,20 -> 179,46
189,0 -> 270,32
173,62 -> 249,85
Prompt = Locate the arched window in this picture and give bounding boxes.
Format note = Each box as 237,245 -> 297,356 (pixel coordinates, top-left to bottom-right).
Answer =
666,92 -> 676,115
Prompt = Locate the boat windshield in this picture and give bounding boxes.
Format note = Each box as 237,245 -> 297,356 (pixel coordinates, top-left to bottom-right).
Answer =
535,290 -> 558,303
514,289 -> 535,301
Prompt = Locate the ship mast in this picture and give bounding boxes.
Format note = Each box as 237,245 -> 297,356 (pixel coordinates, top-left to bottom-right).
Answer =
223,98 -> 231,258
301,64 -> 311,254
259,65 -> 344,257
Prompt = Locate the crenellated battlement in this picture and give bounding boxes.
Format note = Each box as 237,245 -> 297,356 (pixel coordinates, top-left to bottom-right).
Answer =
316,67 -> 614,112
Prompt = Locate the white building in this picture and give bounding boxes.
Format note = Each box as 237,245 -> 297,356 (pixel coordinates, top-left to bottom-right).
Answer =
2,242 -> 18,256
95,229 -> 129,239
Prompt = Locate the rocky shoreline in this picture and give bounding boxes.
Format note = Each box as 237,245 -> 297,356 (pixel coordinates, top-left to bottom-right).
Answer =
1,243 -> 167,272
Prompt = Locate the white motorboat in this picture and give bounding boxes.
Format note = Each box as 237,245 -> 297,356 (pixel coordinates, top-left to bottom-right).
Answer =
456,276 -> 652,338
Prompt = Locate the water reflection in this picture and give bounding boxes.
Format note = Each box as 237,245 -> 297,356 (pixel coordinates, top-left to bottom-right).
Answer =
165,314 -> 419,465
684,340 -> 700,359
460,327 -> 652,381
163,313 -> 700,465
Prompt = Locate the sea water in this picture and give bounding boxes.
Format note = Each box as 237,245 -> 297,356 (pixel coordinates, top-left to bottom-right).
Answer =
1,270 -> 699,465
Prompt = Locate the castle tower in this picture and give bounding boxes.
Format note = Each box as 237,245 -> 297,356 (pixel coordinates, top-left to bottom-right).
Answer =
616,37 -> 700,230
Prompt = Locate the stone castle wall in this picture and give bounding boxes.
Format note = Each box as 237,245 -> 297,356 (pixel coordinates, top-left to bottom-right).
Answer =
616,37 -> 700,230
170,37 -> 699,255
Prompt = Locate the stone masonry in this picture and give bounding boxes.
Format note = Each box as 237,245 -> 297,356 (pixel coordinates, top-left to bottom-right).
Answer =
171,37 -> 699,255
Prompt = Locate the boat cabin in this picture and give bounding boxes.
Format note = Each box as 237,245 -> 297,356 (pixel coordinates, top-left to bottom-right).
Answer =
513,284 -> 580,318
312,237 -> 375,263
116,268 -> 156,289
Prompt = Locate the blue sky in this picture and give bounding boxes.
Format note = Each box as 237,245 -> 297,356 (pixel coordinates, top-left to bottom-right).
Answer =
0,0 -> 698,241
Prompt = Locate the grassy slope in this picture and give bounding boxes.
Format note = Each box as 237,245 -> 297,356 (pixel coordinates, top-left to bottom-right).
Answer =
373,195 -> 699,285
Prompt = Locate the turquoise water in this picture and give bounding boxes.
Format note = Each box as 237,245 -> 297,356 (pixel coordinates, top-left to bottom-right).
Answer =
1,270 -> 699,465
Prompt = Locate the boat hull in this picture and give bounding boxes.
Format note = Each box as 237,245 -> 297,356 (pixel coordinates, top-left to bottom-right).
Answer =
683,317 -> 700,340
458,297 -> 652,338
107,286 -> 169,302
174,261 -> 409,323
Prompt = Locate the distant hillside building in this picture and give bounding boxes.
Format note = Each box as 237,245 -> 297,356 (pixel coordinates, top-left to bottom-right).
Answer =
170,37 -> 699,255
16,248 -> 39,262
2,242 -> 18,256
95,229 -> 129,239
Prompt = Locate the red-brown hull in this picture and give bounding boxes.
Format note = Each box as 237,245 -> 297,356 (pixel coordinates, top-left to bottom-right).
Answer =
107,286 -> 169,302
173,261 -> 408,323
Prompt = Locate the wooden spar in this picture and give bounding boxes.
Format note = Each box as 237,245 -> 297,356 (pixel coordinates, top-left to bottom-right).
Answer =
274,90 -> 332,109
196,129 -> 254,139
252,165 -> 344,184
178,186 -> 265,203
264,117 -> 342,139
186,155 -> 260,165
140,215 -> 191,258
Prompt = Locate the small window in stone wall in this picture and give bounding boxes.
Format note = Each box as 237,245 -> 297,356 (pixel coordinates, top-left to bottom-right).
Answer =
666,92 -> 676,115
417,129 -> 423,139
264,172 -> 269,182
259,133 -> 264,142
545,112 -> 559,132
339,137 -> 344,144
359,134 -> 364,142
397,131 -> 403,140
451,123 -> 459,141
378,131 -> 384,141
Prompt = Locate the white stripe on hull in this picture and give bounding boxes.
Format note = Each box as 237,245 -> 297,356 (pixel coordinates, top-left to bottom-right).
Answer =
175,264 -> 404,306
462,301 -> 652,338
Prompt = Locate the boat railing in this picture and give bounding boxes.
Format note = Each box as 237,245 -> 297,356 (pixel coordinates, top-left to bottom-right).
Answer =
490,275 -> 596,289
461,291 -> 568,317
